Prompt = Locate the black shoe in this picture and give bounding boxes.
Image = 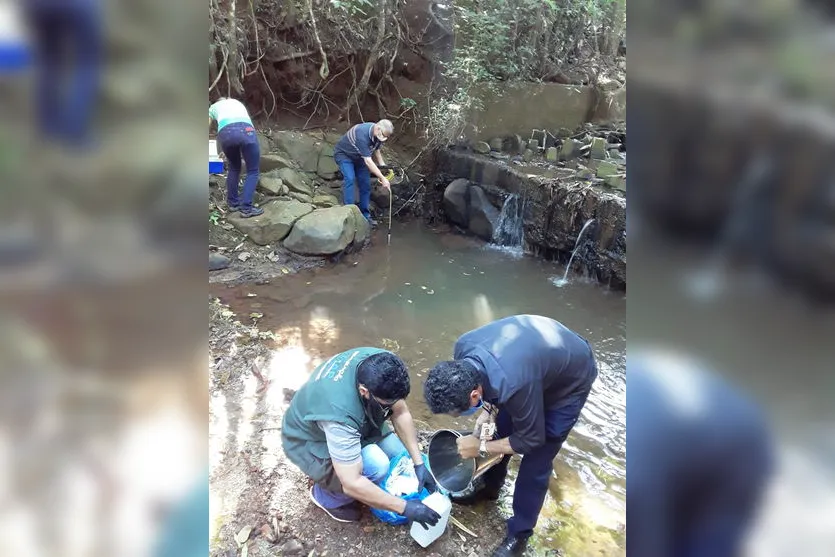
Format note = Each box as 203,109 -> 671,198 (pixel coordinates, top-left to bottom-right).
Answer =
308,486 -> 361,523
451,484 -> 501,506
239,206 -> 264,218
227,203 -> 242,213
491,536 -> 528,557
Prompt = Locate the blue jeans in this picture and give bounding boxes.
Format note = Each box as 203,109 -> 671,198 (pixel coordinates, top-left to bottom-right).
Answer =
24,0 -> 102,147
482,389 -> 591,539
338,159 -> 372,219
218,122 -> 260,209
312,433 -> 407,509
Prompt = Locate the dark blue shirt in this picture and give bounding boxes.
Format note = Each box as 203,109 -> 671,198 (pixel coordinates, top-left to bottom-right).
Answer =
333,122 -> 382,163
627,354 -> 773,557
453,315 -> 598,453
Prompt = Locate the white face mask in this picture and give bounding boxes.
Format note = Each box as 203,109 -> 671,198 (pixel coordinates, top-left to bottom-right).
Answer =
376,133 -> 388,143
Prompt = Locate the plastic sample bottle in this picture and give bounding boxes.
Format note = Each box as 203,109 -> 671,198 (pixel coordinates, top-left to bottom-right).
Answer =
409,492 -> 452,548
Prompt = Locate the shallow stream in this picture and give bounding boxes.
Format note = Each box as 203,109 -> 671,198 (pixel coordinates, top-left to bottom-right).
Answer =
211,222 -> 626,555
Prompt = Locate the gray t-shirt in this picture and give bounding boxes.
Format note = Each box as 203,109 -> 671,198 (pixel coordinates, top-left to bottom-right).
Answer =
318,421 -> 362,464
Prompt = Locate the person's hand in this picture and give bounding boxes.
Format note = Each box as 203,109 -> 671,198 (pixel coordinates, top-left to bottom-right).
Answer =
380,177 -> 391,190
456,434 -> 481,459
414,463 -> 437,493
402,500 -> 441,530
472,409 -> 492,437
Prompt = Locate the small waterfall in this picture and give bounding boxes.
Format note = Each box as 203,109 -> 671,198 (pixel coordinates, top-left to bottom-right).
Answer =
492,194 -> 525,251
553,218 -> 596,287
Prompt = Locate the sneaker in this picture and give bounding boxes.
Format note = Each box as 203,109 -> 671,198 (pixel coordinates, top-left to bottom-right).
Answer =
307,486 -> 361,523
491,535 -> 528,557
227,202 -> 242,212
239,206 -> 264,218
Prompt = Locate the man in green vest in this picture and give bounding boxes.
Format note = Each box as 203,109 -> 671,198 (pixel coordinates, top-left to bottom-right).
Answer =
282,348 -> 441,527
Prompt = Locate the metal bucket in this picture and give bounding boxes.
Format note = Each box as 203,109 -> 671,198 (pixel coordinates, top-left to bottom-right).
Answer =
427,429 -> 503,494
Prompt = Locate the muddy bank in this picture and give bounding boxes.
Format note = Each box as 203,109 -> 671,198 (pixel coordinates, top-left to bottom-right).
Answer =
209,298 -> 512,557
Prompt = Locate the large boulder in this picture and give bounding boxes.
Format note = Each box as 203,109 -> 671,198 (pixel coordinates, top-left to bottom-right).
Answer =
468,185 -> 500,241
275,167 -> 313,196
443,178 -> 470,227
228,200 -> 314,245
283,205 -> 365,255
287,191 -> 314,204
370,183 -> 391,210
258,170 -> 288,195
317,144 -> 340,179
260,154 -> 294,173
346,204 -> 371,245
273,131 -> 322,172
313,194 -> 339,208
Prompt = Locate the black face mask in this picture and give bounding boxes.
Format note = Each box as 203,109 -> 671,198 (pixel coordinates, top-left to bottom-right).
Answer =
362,390 -> 393,429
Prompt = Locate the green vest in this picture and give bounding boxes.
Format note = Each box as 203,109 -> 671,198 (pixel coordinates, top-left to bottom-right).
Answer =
281,347 -> 391,480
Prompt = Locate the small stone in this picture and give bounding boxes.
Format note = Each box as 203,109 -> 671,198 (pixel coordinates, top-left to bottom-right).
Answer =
267,252 -> 279,262
605,174 -> 626,191
560,139 -> 580,161
590,137 -> 607,160
596,161 -> 619,179
575,167 -> 594,180
238,252 -> 252,262
209,252 -> 230,271
257,172 -> 285,195
545,147 -> 558,162
280,539 -> 304,555
473,141 -> 490,154
489,137 -> 503,151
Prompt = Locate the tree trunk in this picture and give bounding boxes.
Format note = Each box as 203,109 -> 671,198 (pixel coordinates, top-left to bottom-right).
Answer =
226,0 -> 244,94
598,0 -> 625,57
341,0 -> 387,120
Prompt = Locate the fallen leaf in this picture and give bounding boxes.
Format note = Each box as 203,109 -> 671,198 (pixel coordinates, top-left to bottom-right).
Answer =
267,252 -> 280,262
235,525 -> 252,546
245,293 -> 257,297
249,312 -> 263,319
281,267 -> 290,274
238,252 -> 252,262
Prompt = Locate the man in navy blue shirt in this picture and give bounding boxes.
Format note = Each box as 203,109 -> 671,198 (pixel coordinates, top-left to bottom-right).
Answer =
627,350 -> 773,557
424,315 -> 598,557
333,120 -> 393,226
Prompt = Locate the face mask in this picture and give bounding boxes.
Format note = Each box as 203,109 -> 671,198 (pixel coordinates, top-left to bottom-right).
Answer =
460,397 -> 483,416
362,391 -> 393,428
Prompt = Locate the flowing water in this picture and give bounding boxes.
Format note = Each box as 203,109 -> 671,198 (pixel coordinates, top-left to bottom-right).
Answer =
491,194 -> 526,252
211,221 -> 626,555
553,218 -> 596,288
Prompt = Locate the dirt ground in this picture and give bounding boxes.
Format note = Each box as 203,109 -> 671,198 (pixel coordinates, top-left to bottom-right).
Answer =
209,298 -> 528,557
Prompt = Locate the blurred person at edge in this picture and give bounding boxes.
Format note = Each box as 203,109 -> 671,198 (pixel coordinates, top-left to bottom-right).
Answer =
627,350 -> 774,557
209,97 -> 264,218
22,0 -> 102,149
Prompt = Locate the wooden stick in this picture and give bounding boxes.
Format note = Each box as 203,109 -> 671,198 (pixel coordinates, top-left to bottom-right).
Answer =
449,516 -> 477,537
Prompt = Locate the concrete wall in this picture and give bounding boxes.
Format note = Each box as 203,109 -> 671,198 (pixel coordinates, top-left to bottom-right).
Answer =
630,78 -> 835,299
465,82 -> 625,141
431,150 -> 627,288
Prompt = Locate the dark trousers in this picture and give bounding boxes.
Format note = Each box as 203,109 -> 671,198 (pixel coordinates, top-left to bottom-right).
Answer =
482,389 -> 591,539
24,0 -> 102,147
218,122 -> 260,209
338,159 -> 372,219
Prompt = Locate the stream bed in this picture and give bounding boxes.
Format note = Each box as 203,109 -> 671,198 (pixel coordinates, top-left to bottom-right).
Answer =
211,221 -> 626,556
